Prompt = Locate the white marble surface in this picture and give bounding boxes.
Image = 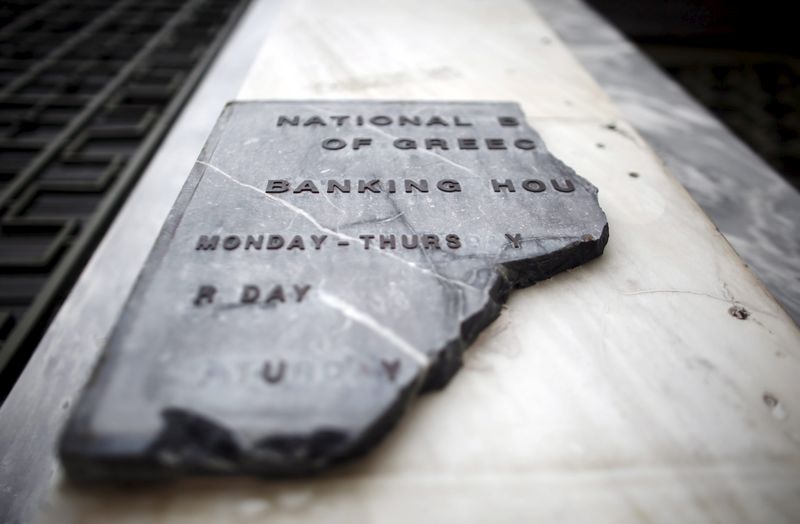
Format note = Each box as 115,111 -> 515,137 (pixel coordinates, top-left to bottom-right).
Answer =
533,0 -> 800,325
1,0 -> 799,522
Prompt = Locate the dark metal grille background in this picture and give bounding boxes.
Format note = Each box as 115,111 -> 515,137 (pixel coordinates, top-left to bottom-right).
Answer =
0,0 -> 250,400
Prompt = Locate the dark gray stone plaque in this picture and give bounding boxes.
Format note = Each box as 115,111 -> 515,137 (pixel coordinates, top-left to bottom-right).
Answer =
59,101 -> 608,481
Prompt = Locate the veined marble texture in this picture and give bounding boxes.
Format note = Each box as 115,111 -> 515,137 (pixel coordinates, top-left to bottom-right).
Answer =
534,0 -> 800,325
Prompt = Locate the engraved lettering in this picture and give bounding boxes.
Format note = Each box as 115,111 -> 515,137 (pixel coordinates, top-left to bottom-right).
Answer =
458,138 -> 478,149
498,116 -> 519,126
267,235 -> 284,249
194,285 -> 216,306
446,234 -> 462,249
353,137 -> 372,150
486,138 -> 506,150
398,116 -> 421,126
322,138 -> 346,150
223,235 -> 241,250
265,285 -> 286,304
401,234 -> 418,249
294,284 -> 312,302
522,179 -> 546,192
245,235 -> 263,250
359,234 -> 375,249
277,115 -> 299,126
425,138 -> 448,150
286,235 -> 305,250
437,179 -> 461,192
303,116 -> 326,126
381,359 -> 401,381
241,285 -> 260,303
422,234 -> 441,249
404,179 -> 429,193
293,180 -> 320,194
262,360 -> 286,384
426,116 -> 448,126
492,179 -> 515,192
196,235 -> 219,250
327,179 -> 351,193
265,180 -> 289,193
505,233 -> 523,248
311,235 -> 328,249
552,179 -> 575,192
379,234 -> 396,249
515,138 -> 536,150
358,179 -> 381,193
394,138 -> 417,149
369,115 -> 392,126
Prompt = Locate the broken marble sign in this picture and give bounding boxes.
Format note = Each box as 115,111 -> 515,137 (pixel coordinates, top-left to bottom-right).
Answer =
59,100 -> 609,481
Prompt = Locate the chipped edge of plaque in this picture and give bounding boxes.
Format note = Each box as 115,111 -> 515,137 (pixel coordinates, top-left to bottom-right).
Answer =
58,101 -> 609,482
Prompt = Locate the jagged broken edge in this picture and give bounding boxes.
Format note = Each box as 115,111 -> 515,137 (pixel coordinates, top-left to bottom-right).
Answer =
59,103 -> 610,482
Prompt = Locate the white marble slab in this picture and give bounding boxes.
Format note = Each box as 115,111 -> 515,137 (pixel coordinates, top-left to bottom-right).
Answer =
533,0 -> 800,325
237,0 -> 619,121
2,0 -> 799,522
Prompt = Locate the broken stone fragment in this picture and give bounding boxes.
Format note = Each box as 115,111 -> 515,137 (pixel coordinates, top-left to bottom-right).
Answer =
59,101 -> 608,481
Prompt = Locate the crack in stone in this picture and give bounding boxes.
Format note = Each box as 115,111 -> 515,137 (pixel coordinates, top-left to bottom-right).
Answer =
339,211 -> 405,228
382,193 -> 465,297
375,211 -> 404,224
623,288 -> 777,317
320,190 -> 345,213
195,160 -> 477,291
318,290 -> 430,367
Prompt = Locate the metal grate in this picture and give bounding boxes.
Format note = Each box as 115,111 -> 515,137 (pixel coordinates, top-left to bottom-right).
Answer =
0,0 -> 251,400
